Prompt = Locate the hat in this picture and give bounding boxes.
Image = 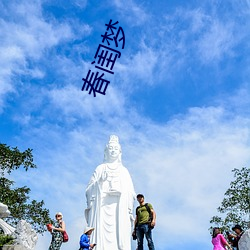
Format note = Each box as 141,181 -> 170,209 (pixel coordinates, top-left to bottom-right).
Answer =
84,227 -> 94,234
136,194 -> 144,198
55,212 -> 63,218
232,225 -> 243,231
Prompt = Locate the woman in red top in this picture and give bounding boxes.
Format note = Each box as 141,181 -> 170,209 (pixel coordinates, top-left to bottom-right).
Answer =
212,227 -> 232,250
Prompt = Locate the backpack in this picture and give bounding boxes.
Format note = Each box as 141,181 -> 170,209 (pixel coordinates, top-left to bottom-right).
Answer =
136,203 -> 154,229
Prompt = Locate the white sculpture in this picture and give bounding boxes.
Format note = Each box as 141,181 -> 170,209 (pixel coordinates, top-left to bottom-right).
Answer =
239,229 -> 250,250
0,203 -> 37,250
0,203 -> 11,218
0,202 -> 15,235
13,220 -> 38,250
85,135 -> 136,250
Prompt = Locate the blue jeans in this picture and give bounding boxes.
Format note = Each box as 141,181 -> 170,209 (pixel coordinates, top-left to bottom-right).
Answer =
136,223 -> 155,250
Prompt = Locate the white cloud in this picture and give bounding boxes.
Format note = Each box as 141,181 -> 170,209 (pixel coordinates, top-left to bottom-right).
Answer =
220,83 -> 250,115
113,0 -> 148,26
0,0 -> 74,110
47,83 -> 126,120
189,8 -> 210,33
119,44 -> 159,88
159,7 -> 241,67
73,0 -> 88,9
196,20 -> 235,63
1,2 -> 73,58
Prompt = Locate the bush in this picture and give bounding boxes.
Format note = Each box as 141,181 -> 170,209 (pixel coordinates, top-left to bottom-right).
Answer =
0,234 -> 14,247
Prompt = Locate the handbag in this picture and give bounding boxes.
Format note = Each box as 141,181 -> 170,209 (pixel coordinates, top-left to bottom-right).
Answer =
62,231 -> 69,242
46,224 -> 52,232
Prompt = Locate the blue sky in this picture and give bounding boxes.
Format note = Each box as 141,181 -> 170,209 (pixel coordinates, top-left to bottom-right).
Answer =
1,0 -> 250,249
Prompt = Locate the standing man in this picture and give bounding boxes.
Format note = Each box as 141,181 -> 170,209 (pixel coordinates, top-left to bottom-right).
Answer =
133,194 -> 156,250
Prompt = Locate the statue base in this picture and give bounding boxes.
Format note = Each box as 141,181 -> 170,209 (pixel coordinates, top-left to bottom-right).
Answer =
1,245 -> 26,250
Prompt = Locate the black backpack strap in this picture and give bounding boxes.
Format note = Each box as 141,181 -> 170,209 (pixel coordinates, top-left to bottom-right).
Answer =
144,203 -> 151,215
136,206 -> 140,216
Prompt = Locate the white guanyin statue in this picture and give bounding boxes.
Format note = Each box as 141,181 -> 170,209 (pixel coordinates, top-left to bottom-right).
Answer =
85,135 -> 136,250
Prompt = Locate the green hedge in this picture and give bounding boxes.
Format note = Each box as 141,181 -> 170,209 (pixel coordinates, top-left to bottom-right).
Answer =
0,234 -> 14,247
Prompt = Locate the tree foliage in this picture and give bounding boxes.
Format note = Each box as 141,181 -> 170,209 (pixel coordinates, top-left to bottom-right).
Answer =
0,143 -> 52,233
210,167 -> 250,232
0,144 -> 36,175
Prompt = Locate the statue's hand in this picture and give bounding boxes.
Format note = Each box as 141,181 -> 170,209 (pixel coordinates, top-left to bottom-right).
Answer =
88,201 -> 93,208
87,195 -> 95,208
101,171 -> 108,181
129,213 -> 135,222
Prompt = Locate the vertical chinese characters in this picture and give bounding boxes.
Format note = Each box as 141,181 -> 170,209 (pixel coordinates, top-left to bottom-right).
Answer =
82,20 -> 125,97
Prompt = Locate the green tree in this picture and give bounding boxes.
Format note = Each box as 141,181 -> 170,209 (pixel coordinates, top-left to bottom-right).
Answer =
210,167 -> 250,232
0,143 -> 52,233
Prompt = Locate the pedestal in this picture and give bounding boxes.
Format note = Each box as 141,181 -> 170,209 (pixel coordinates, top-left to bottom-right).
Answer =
1,245 -> 26,250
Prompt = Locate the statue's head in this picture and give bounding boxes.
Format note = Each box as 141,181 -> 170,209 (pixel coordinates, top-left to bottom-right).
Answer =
104,135 -> 122,163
